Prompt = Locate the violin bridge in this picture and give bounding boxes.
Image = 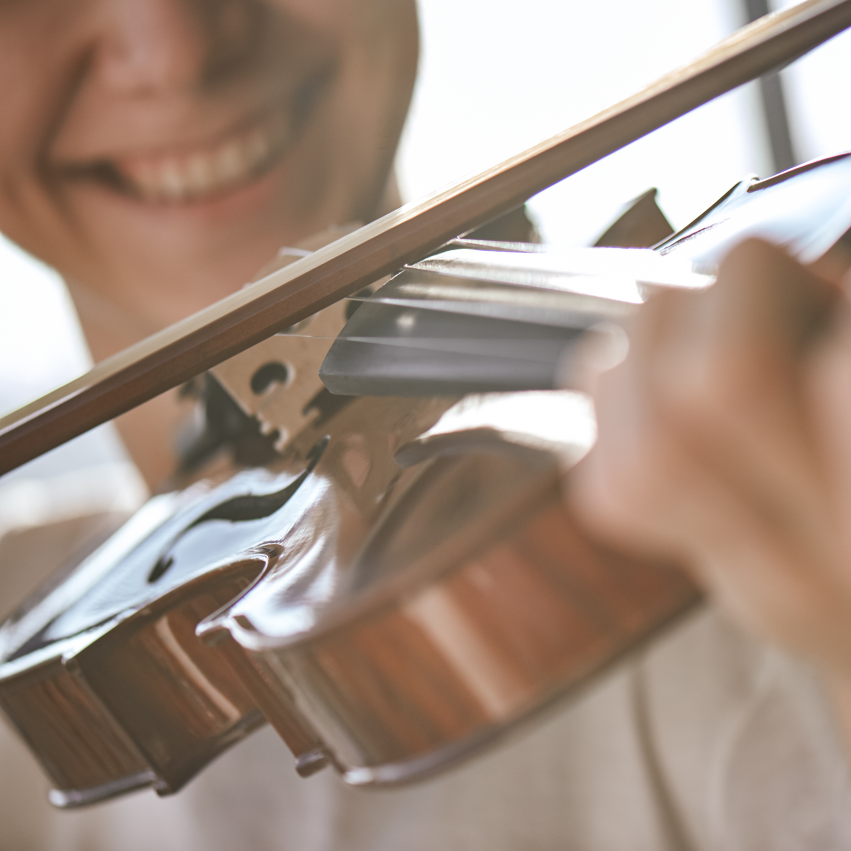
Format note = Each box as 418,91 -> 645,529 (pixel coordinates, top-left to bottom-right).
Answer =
211,298 -> 351,453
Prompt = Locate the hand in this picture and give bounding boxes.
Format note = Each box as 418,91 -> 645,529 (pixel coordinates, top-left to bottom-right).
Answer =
568,238 -> 851,706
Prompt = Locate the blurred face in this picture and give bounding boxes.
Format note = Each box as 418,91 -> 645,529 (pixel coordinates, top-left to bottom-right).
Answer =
0,0 -> 418,327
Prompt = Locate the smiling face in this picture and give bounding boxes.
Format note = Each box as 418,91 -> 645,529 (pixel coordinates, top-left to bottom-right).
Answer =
0,0 -> 418,333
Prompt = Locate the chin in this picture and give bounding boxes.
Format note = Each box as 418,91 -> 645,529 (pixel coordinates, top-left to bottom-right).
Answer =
59,172 -> 320,317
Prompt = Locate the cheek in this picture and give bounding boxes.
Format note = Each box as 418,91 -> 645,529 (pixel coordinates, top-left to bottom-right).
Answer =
279,0 -> 418,222
0,48 -> 52,195
0,69 -> 62,265
0,5 -> 87,249
264,0 -> 417,62
263,0 -> 358,30
336,3 -> 419,172
0,2 -> 87,158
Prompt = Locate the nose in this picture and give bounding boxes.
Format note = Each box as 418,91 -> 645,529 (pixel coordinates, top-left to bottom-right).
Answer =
92,0 -> 258,94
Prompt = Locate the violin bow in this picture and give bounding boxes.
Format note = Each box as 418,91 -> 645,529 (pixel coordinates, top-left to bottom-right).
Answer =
2,0 -> 850,477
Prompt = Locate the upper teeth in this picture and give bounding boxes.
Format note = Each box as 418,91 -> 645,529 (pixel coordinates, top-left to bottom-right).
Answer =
117,120 -> 284,204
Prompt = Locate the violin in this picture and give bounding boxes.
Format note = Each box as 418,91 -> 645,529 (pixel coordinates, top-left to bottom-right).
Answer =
0,0 -> 850,809
0,246 -> 702,806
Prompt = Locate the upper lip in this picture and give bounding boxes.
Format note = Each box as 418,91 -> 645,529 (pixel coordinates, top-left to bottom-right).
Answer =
75,107 -> 291,203
48,59 -> 336,202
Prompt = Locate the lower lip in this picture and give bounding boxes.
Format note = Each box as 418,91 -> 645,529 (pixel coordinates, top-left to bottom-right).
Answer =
137,154 -> 288,217
67,142 -> 298,227
57,76 -> 332,225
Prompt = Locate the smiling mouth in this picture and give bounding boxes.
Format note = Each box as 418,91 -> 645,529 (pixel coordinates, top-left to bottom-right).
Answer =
57,70 -> 333,205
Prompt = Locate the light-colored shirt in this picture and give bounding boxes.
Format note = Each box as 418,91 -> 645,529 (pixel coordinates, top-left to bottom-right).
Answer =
2,603 -> 849,851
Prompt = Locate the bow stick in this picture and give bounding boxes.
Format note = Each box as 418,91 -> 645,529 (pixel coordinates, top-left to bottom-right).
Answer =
1,0 -> 850,476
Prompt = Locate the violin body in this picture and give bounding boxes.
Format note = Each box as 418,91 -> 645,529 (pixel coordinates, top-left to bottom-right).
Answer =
0,300 -> 455,804
3,151 -> 851,808
199,408 -> 699,788
0,237 -> 691,806
0,379 -> 698,805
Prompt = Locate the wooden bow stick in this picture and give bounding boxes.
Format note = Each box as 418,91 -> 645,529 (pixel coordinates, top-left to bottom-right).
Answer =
1,0 -> 850,476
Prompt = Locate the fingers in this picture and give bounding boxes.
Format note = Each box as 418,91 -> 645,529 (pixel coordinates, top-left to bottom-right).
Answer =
569,287 -> 700,554
568,238 -> 851,664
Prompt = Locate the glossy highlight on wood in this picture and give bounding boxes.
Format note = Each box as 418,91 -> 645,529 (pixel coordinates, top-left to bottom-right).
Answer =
241,461 -> 700,785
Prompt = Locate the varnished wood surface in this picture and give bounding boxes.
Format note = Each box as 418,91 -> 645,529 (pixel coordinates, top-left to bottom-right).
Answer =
207,450 -> 701,785
1,0 -> 850,475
